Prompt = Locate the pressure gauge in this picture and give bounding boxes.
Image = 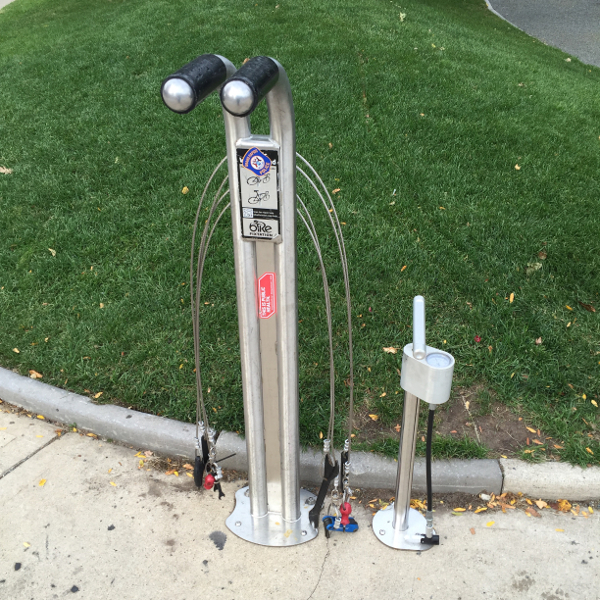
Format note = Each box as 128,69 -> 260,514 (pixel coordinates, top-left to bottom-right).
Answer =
425,352 -> 452,369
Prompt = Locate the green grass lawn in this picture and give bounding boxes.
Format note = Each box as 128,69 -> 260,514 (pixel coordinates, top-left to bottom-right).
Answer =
1,0 -> 599,465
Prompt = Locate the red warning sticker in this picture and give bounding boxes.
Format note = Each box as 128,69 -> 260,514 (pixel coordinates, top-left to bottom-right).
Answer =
258,272 -> 277,319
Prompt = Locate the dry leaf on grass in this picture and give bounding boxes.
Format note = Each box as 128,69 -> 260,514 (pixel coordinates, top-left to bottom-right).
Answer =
578,301 -> 595,313
0,166 -> 13,174
368,414 -> 379,421
29,370 -> 43,379
383,347 -> 398,354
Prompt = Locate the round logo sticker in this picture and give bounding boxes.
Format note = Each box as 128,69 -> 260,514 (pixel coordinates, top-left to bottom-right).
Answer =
242,147 -> 272,176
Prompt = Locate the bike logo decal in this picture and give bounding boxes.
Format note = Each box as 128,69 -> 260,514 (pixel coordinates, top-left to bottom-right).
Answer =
258,272 -> 276,319
249,220 -> 272,235
242,147 -> 272,176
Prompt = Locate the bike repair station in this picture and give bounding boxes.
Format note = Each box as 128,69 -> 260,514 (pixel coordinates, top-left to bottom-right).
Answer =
160,54 -> 455,550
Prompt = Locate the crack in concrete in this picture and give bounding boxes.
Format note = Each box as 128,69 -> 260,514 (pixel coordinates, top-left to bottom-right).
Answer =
306,538 -> 330,600
0,434 -> 62,480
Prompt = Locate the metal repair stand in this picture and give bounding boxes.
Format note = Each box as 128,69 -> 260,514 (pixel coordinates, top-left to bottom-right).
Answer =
161,55 -> 318,547
373,296 -> 455,550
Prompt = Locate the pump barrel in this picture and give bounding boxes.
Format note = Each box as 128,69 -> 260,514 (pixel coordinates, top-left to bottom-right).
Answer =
412,295 -> 426,360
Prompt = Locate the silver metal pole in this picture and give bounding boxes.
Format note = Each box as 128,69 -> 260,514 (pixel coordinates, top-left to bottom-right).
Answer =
222,94 -> 268,520
265,61 -> 300,524
392,391 -> 420,531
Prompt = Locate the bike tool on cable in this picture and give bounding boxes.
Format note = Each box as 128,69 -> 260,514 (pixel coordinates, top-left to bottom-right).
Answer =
161,55 -> 355,546
372,295 -> 454,550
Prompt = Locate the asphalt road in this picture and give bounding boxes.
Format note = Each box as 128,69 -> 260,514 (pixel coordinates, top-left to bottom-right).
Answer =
489,0 -> 600,67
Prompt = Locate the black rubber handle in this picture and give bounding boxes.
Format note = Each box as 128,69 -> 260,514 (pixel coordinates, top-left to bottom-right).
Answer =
220,56 -> 279,117
161,54 -> 227,114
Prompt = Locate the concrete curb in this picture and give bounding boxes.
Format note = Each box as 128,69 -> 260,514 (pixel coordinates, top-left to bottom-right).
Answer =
1,366 -> 598,499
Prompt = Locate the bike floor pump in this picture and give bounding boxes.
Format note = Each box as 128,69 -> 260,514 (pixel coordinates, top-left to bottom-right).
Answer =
161,55 -> 356,547
372,295 -> 455,550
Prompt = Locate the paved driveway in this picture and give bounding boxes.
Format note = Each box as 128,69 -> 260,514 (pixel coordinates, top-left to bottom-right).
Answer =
489,0 -> 600,67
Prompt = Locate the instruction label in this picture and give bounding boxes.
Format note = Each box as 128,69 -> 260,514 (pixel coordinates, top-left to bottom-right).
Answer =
258,272 -> 277,319
238,147 -> 279,240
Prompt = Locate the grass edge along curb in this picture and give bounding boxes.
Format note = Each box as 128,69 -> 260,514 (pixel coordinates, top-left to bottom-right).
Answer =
0,365 -> 504,494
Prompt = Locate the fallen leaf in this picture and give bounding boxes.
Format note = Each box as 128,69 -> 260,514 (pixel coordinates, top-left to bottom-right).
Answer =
23,542 -> 30,548
110,481 -> 116,487
94,392 -> 103,399
165,469 -> 176,475
36,435 -> 44,438
13,348 -> 20,353
182,186 -> 189,194
174,471 -> 179,477
401,265 -> 407,272
39,479 -> 46,487
526,498 -> 533,505
589,507 -> 594,514
514,165 -> 521,170
108,468 -> 112,473
319,431 -> 323,439
585,447 -> 594,455
99,303 -> 105,309
383,347 -> 398,354
454,507 -> 466,512
48,248 -> 56,257
332,188 -> 341,194
29,370 -> 43,379
486,521 -> 495,527
566,305 -> 573,311
553,444 -> 564,449
379,392 -> 386,398
86,433 -> 97,438
525,507 -> 540,518
394,424 -> 401,432
535,337 -> 542,345
470,527 -> 476,535
186,472 -> 193,477
526,426 -> 536,433
36,415 -> 45,420
578,301 -> 595,313
368,414 -> 379,421
474,507 -> 486,514
555,529 -> 564,532
557,499 -> 571,512
532,439 -> 543,445
535,500 -> 547,510
0,166 -> 13,174
592,400 -> 598,408
538,250 -> 547,260
509,292 -> 515,303
144,451 -> 153,457
183,463 -> 193,470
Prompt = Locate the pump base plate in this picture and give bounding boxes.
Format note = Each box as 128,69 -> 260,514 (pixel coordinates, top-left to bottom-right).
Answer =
226,486 -> 319,546
372,505 -> 435,551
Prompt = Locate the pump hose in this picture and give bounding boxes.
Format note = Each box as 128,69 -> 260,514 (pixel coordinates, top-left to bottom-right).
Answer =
426,406 -> 435,513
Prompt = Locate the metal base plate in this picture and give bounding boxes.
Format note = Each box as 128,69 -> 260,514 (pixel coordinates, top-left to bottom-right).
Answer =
226,487 -> 319,547
372,505 -> 435,551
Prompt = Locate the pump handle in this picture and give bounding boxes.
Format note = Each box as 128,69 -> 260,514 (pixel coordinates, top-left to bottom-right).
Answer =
161,54 -> 229,114
412,295 -> 426,360
220,56 -> 279,117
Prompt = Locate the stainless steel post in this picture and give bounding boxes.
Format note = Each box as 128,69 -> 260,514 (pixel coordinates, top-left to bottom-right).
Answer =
161,55 -> 316,547
392,391 -> 420,531
219,57 -> 316,546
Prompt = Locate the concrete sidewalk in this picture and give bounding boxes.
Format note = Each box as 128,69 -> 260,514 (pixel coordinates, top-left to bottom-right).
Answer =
1,409 -> 599,600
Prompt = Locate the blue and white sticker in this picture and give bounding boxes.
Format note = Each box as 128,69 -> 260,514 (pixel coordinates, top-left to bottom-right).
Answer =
242,147 -> 272,176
